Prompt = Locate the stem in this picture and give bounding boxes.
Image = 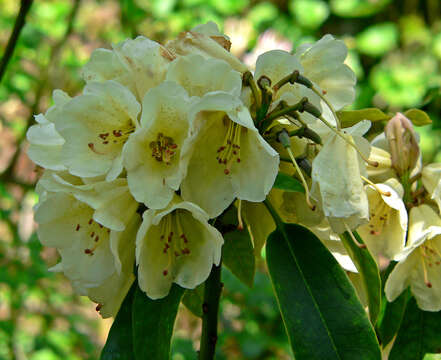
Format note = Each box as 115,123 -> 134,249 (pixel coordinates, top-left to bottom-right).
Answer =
0,0 -> 33,84
199,262 -> 222,360
265,98 -> 307,123
264,199 -> 284,229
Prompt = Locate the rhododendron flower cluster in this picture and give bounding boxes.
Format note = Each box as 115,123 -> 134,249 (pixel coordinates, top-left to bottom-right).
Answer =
28,22 -> 441,319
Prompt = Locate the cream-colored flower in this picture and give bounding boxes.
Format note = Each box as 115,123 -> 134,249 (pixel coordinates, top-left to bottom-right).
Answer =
55,80 -> 140,181
82,36 -> 174,101
385,204 -> 441,311
165,53 -> 242,98
123,81 -> 194,209
422,163 -> 441,214
166,22 -> 248,73
366,146 -> 395,183
254,35 -> 356,136
136,195 -> 223,299
311,121 -> 371,234
181,93 -> 279,217
26,90 -> 70,171
357,178 -> 407,259
35,174 -> 139,291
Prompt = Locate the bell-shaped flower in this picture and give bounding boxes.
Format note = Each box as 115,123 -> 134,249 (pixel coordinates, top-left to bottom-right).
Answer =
55,80 -> 140,181
181,93 -> 279,217
82,36 -> 174,101
357,178 -> 407,260
385,204 -> 441,311
422,163 -> 441,214
254,35 -> 355,134
26,90 -> 70,171
123,82 -> 194,209
165,53 -> 242,98
35,174 -> 139,291
165,22 -> 247,73
294,34 -> 356,110
311,121 -> 371,234
136,195 -> 223,299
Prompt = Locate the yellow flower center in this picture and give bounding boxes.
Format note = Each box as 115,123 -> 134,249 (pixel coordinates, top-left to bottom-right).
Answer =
216,117 -> 242,175
367,198 -> 389,236
150,133 -> 178,165
159,210 -> 191,277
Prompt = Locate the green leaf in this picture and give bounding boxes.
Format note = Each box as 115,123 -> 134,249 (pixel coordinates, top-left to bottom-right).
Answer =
222,229 -> 255,288
337,108 -> 390,127
181,284 -> 205,318
266,223 -> 381,360
389,297 -> 441,360
289,0 -> 329,29
273,172 -> 305,193
132,284 -> 184,360
100,283 -> 136,360
330,0 -> 391,17
340,231 -> 381,324
404,109 -> 432,126
376,290 -> 409,347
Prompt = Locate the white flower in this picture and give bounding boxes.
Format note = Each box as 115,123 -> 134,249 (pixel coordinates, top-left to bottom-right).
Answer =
26,90 -> 70,170
165,53 -> 242,98
82,36 -> 174,101
366,146 -> 395,183
181,93 -> 279,217
311,121 -> 371,234
55,80 -> 140,180
385,204 -> 441,311
422,163 -> 441,214
357,178 -> 407,259
165,22 -> 248,73
136,195 -> 223,299
254,35 -> 356,137
123,81 -> 194,209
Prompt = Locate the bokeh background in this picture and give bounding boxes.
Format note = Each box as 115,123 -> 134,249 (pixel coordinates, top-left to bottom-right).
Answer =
1,0 -> 441,359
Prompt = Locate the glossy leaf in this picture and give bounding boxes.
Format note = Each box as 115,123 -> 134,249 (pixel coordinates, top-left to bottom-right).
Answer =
389,297 -> 441,360
404,108 -> 432,126
340,231 -> 381,324
223,229 -> 256,288
132,284 -> 184,360
181,284 -> 205,317
266,223 -> 381,360
100,284 -> 136,360
338,108 -> 390,127
273,172 -> 305,193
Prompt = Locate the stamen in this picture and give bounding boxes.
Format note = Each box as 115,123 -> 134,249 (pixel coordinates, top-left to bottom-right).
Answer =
216,118 -> 242,174
286,147 -> 315,210
420,247 -> 432,288
237,200 -> 244,230
150,133 -> 177,165
344,223 -> 367,248
311,86 -> 341,130
361,176 -> 391,197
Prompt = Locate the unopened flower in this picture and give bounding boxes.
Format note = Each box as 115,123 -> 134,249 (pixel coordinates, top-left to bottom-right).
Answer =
55,80 -> 140,181
357,178 -> 407,259
422,163 -> 441,214
136,196 -> 223,299
123,82 -> 194,209
311,121 -> 371,234
181,93 -> 279,217
385,204 -> 441,311
82,36 -> 174,100
384,113 -> 420,176
27,90 -> 70,171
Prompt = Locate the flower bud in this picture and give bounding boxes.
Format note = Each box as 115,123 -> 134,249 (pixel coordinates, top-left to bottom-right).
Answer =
384,113 -> 420,176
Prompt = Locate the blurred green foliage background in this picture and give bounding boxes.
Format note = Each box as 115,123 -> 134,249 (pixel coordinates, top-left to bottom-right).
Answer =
0,0 -> 440,359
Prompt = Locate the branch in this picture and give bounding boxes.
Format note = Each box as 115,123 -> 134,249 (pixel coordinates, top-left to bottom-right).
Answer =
0,0 -> 33,84
199,262 -> 222,360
